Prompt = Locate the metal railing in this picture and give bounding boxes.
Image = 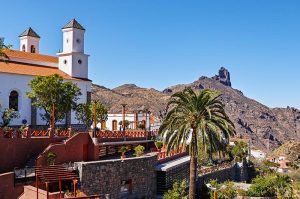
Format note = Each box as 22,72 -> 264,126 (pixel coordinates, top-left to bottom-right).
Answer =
14,166 -> 36,186
95,131 -> 150,139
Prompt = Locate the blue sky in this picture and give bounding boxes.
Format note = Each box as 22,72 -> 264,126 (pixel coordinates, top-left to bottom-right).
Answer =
1,0 -> 300,109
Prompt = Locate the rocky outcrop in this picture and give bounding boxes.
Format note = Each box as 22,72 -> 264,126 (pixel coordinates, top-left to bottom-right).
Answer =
212,67 -> 232,87
92,67 -> 300,151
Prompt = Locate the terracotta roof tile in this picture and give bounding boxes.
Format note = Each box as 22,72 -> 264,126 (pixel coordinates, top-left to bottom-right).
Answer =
4,50 -> 58,63
0,61 -> 75,80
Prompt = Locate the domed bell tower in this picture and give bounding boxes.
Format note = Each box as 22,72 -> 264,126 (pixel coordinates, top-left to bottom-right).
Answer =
58,19 -> 89,79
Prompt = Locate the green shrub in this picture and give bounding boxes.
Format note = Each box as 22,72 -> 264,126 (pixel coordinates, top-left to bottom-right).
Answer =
155,141 -> 163,150
119,145 -> 129,156
47,152 -> 57,165
1,108 -> 20,127
118,120 -> 130,129
246,173 -> 292,198
208,180 -> 237,199
230,141 -> 248,162
134,145 -> 145,157
163,180 -> 188,199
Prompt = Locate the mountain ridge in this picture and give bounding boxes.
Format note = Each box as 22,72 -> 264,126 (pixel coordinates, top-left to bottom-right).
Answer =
91,67 -> 300,151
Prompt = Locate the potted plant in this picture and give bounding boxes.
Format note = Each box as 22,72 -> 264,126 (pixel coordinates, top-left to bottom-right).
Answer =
134,145 -> 145,157
119,145 -> 129,160
155,141 -> 163,152
64,190 -> 86,198
47,152 -> 57,165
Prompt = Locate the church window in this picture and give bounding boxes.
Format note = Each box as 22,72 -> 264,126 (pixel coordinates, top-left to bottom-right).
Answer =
30,45 -> 36,53
78,59 -> 82,64
9,90 -> 19,111
66,39 -> 69,43
22,45 -> 25,52
76,39 -> 81,44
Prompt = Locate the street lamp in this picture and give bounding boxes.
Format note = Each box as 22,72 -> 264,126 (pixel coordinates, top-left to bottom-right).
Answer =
121,104 -> 127,141
49,99 -> 56,138
143,108 -> 151,132
206,183 -> 226,199
92,101 -> 97,138
51,101 -> 55,130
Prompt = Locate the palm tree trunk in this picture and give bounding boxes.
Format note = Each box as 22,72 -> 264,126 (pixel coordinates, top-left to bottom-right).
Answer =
189,129 -> 197,199
208,134 -> 213,163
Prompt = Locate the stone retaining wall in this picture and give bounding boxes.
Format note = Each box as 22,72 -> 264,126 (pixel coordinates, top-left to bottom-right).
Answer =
75,154 -> 157,199
198,165 -> 237,186
197,161 -> 249,194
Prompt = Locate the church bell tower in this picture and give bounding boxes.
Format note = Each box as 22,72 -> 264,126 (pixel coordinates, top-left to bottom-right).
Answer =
19,27 -> 40,53
58,19 -> 89,79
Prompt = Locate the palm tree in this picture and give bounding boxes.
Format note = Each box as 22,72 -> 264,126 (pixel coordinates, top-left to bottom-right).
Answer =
159,88 -> 235,199
204,128 -> 230,163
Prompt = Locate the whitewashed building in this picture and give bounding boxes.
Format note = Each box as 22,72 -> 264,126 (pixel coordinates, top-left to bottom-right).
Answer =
99,113 -> 151,131
0,19 -> 91,127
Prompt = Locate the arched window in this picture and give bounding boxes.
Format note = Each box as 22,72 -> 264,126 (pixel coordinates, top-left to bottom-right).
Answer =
112,120 -> 118,131
9,90 -> 19,111
30,45 -> 36,53
101,120 -> 106,130
22,45 -> 26,52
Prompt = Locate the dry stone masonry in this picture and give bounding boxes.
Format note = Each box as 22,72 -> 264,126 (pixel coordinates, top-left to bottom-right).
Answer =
75,154 -> 157,199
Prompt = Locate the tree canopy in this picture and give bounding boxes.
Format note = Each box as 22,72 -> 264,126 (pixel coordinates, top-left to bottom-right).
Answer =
159,88 -> 235,199
27,74 -> 81,125
0,38 -> 12,61
75,101 -> 108,129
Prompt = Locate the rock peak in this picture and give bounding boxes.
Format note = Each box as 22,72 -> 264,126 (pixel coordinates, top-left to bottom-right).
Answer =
212,67 -> 232,87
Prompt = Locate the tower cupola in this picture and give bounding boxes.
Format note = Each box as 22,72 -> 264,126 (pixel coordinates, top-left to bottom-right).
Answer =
19,27 -> 40,53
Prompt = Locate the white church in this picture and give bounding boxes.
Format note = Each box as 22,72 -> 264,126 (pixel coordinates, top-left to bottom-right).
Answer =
0,19 -> 92,127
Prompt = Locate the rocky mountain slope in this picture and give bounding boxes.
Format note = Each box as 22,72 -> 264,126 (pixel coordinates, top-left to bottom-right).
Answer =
92,67 -> 300,151
271,141 -> 300,165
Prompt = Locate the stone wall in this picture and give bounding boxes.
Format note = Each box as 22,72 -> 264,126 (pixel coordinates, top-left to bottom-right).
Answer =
76,154 -> 157,199
198,165 -> 237,186
197,162 -> 249,193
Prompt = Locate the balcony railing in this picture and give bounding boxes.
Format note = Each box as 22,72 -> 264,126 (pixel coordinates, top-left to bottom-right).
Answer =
95,131 -> 150,139
157,146 -> 188,163
0,128 -> 71,138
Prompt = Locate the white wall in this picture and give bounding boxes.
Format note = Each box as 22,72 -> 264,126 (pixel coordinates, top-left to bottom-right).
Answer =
104,113 -> 150,131
0,73 -> 32,125
62,28 -> 85,53
20,36 -> 40,53
0,73 -> 91,126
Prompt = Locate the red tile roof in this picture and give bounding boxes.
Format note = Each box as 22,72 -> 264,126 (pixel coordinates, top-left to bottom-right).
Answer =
0,61 -> 75,80
4,49 -> 58,63
0,50 -> 90,81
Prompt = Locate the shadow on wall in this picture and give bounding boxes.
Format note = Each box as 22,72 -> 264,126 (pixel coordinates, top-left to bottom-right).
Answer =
36,133 -> 98,166
0,137 -> 65,173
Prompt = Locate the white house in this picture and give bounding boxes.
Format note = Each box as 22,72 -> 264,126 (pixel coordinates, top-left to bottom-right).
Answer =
100,113 -> 151,131
0,19 -> 91,127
